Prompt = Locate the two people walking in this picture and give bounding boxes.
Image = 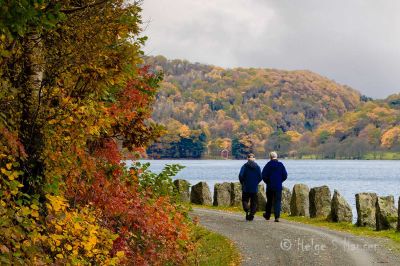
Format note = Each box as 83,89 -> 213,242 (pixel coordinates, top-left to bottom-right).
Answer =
239,151 -> 287,222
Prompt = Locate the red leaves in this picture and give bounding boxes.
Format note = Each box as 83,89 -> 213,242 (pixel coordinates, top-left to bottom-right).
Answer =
92,138 -> 121,165
0,127 -> 27,159
52,64 -> 190,264
106,67 -> 164,151
69,165 -> 191,265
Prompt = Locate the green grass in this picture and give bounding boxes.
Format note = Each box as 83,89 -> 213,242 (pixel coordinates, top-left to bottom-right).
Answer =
188,225 -> 241,266
283,215 -> 400,241
364,152 -> 400,160
191,204 -> 400,252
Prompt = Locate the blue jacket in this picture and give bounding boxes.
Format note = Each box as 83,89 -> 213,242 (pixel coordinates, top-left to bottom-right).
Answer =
262,160 -> 287,191
239,161 -> 262,193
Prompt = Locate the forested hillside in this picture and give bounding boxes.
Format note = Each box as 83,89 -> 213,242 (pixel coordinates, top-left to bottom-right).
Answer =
145,56 -> 400,159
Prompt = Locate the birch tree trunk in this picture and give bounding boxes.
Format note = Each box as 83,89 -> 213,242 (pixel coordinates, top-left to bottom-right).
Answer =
19,32 -> 45,194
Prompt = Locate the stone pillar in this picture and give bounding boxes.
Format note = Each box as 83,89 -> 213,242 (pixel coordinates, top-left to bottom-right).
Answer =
173,179 -> 191,203
257,183 -> 266,212
281,187 -> 292,214
330,190 -> 352,222
213,182 -> 232,207
190,182 -> 212,205
397,197 -> 400,232
230,182 -> 242,207
376,195 -> 398,231
355,192 -> 377,227
290,184 -> 310,217
309,185 -> 331,218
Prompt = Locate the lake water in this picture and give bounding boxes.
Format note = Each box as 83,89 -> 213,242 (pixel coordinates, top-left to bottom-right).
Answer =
128,160 -> 400,221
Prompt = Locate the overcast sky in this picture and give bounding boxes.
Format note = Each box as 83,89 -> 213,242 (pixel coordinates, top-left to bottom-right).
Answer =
141,0 -> 400,99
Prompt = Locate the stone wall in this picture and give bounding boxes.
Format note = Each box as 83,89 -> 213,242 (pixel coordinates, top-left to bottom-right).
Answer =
182,179 -> 397,228
330,190 -> 352,222
190,182 -> 212,205
213,182 -> 232,207
230,182 -> 242,207
309,186 -> 331,218
376,195 -> 398,231
281,187 -> 291,214
398,197 -> 400,232
290,184 -> 310,217
355,193 -> 377,227
173,179 -> 191,203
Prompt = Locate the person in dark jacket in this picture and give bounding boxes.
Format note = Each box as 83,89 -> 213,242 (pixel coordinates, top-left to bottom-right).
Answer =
262,151 -> 287,222
239,153 -> 262,221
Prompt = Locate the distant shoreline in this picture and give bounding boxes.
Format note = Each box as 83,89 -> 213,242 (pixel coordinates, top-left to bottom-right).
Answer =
140,158 -> 400,161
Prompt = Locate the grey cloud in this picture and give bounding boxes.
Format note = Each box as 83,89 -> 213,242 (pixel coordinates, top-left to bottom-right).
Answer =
141,0 -> 400,98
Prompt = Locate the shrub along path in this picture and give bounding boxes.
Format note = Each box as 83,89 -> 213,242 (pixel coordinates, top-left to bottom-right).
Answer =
192,208 -> 400,266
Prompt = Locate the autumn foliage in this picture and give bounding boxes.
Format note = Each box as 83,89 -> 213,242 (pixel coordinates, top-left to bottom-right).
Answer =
1,1 -> 192,265
146,56 -> 400,159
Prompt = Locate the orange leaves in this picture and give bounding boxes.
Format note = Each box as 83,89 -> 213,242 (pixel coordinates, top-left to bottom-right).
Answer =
381,126 -> 400,149
286,130 -> 302,143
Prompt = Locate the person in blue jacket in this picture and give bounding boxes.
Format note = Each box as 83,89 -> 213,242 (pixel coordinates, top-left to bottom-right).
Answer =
239,153 -> 262,221
262,151 -> 287,222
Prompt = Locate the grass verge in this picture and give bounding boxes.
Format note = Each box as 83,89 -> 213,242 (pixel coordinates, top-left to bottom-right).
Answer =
281,214 -> 400,252
191,204 -> 400,252
188,224 -> 241,266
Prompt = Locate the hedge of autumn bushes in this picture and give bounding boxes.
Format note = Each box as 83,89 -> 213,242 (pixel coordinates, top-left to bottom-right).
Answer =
0,1 -> 192,264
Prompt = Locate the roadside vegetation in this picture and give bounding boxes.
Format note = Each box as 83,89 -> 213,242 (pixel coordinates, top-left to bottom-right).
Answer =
0,1 -> 229,264
189,225 -> 241,266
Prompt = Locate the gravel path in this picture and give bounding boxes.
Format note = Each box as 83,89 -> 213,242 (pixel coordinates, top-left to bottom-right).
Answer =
192,208 -> 400,266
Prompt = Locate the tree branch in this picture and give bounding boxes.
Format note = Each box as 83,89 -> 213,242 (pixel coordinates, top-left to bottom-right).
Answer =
60,0 -> 109,14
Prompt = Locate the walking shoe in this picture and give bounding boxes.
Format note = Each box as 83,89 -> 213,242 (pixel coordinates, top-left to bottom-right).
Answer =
248,214 -> 254,221
245,211 -> 250,221
274,218 -> 280,222
263,213 -> 270,220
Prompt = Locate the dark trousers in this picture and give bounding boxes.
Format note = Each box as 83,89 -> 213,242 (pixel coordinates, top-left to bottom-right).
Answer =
265,189 -> 282,219
242,192 -> 258,215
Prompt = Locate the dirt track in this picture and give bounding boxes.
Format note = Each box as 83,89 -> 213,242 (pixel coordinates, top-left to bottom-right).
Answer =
192,208 -> 400,266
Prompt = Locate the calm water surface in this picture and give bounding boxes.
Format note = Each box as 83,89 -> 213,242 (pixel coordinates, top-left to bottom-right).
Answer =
127,160 -> 400,220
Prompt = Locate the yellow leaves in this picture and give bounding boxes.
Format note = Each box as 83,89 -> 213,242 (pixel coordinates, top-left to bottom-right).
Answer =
55,224 -> 62,232
73,222 -> 83,232
286,130 -> 302,143
46,194 -> 69,213
41,198 -> 121,263
22,240 -> 31,248
88,125 -> 100,136
84,235 -> 98,252
178,125 -> 191,138
116,251 -> 125,258
31,210 -> 40,218
381,126 -> 400,148
1,168 -> 20,180
6,163 -> 12,170
30,203 -> 39,210
1,168 -> 7,175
